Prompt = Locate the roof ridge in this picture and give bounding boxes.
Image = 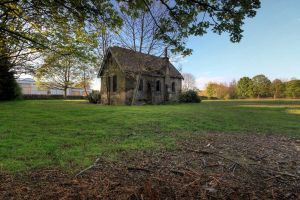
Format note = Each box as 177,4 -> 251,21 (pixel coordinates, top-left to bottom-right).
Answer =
99,46 -> 183,79
109,46 -> 165,60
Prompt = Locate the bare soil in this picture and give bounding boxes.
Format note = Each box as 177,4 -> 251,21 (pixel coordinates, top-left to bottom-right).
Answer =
1,133 -> 300,200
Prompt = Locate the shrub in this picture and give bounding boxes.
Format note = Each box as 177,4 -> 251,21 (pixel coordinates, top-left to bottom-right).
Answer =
22,95 -> 85,100
87,90 -> 101,104
179,90 -> 201,103
0,68 -> 22,101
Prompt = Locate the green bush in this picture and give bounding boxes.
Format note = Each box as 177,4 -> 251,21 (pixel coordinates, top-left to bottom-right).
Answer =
0,67 -> 22,101
179,90 -> 201,103
87,90 -> 101,104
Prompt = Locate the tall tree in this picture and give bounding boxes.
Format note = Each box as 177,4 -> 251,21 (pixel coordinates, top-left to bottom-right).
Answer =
285,80 -> 300,98
36,54 -> 80,97
36,20 -> 98,97
182,73 -> 196,91
237,77 -> 253,98
205,82 -> 230,99
0,43 -> 21,100
270,79 -> 285,99
252,74 -> 271,98
206,82 -> 218,98
115,2 -> 170,56
228,80 -> 238,99
128,0 -> 261,55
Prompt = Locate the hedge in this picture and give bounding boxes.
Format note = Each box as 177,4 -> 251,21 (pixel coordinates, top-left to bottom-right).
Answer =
22,94 -> 85,100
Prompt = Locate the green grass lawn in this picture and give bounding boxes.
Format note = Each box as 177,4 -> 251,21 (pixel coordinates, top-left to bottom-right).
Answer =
0,99 -> 299,173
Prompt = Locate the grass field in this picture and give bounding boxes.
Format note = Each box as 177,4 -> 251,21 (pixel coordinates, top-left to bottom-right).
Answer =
0,99 -> 299,173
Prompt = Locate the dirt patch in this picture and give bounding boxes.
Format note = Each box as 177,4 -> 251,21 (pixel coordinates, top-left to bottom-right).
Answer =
1,133 -> 300,199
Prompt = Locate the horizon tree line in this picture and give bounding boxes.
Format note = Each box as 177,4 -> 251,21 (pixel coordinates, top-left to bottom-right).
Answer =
201,75 -> 300,99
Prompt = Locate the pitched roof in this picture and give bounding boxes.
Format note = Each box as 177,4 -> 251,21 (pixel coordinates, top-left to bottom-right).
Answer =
98,46 -> 183,79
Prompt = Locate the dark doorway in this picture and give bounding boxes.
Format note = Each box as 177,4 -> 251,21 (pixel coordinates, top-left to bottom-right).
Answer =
165,84 -> 169,101
107,76 -> 111,105
147,82 -> 152,103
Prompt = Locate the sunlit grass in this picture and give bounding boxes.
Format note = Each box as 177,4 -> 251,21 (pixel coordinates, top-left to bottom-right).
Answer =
287,109 -> 300,115
0,99 -> 299,173
63,99 -> 88,102
238,105 -> 300,108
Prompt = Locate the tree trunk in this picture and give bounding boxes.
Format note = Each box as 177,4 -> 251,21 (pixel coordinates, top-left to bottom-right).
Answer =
107,76 -> 110,105
139,14 -> 145,53
83,69 -> 88,96
83,84 -> 88,96
131,74 -> 141,105
64,87 -> 67,98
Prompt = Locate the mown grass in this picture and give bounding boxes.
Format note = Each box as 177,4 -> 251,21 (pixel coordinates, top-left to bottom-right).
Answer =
0,99 -> 299,173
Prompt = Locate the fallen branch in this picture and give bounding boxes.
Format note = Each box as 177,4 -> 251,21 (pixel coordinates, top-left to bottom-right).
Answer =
258,167 -> 300,179
184,148 -> 213,155
182,178 -> 202,189
75,158 -> 100,177
229,163 -> 238,174
247,162 -> 300,179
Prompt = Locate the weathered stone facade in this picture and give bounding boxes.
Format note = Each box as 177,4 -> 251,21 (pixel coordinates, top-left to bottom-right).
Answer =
98,46 -> 183,105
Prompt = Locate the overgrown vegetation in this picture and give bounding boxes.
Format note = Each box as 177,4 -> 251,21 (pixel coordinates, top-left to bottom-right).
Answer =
179,90 -> 201,103
0,99 -> 299,172
87,90 -> 101,104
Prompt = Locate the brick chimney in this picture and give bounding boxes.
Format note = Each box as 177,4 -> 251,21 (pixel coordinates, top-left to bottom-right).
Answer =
164,47 -> 168,59
164,47 -> 170,101
164,47 -> 170,76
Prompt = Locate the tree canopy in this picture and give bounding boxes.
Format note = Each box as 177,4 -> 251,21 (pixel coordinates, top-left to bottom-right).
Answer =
285,80 -> 300,98
1,0 -> 261,100
270,79 -> 285,99
252,74 -> 271,98
1,0 -> 261,59
237,77 -> 253,98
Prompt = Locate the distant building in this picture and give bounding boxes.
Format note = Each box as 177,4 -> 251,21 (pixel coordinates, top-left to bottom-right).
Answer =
98,46 -> 183,105
17,78 -> 91,96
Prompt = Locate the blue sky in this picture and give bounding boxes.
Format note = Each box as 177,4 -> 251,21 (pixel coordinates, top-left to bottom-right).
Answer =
180,0 -> 300,89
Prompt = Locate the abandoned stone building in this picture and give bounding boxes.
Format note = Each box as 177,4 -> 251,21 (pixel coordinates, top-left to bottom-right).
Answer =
98,46 -> 183,105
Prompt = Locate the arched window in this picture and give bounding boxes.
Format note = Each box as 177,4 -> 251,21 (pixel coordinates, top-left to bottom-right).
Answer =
172,82 -> 176,92
108,77 -> 111,91
138,79 -> 143,91
112,75 -> 117,92
156,80 -> 161,91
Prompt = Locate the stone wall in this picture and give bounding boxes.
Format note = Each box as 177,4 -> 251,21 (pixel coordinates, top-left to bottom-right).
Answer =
100,55 -> 126,105
168,77 -> 182,102
125,75 -> 182,105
